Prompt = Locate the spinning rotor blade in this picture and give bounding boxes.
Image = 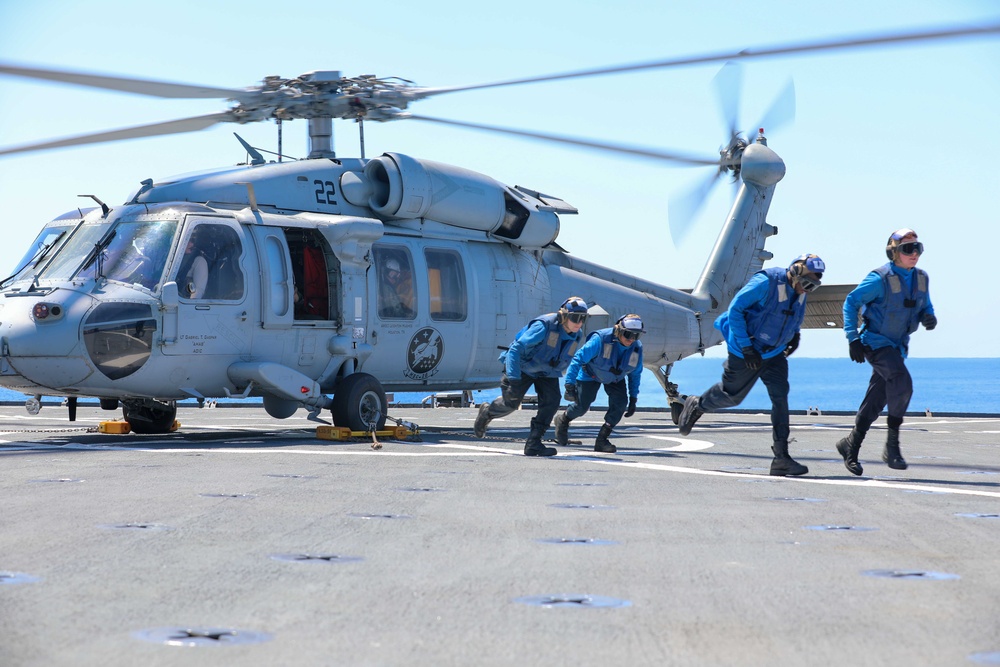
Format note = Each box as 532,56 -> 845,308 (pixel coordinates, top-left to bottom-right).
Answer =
756,78 -> 796,136
408,115 -> 720,166
420,22 -> 1000,97
0,113 -> 232,156
713,62 -> 743,140
0,62 -> 251,100
669,170 -> 725,246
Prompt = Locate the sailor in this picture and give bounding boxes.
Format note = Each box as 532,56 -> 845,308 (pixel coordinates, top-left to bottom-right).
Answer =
378,256 -> 414,318
836,229 -> 936,475
179,229 -> 210,299
475,297 -> 589,457
554,314 -> 645,453
677,254 -> 826,476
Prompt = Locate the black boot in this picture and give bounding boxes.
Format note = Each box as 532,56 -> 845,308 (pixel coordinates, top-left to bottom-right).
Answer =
594,423 -> 617,453
835,429 -> 865,476
677,395 -> 703,436
770,440 -> 808,476
473,402 -> 492,439
524,424 -> 557,457
882,428 -> 908,470
553,412 -> 570,446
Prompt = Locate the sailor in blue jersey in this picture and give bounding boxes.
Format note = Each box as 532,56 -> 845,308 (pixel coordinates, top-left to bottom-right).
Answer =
678,254 -> 826,476
836,228 -> 936,475
554,314 -> 645,453
475,297 -> 589,457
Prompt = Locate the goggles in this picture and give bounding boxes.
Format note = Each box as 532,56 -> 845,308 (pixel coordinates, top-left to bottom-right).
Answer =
565,312 -> 587,324
619,329 -> 642,341
897,241 -> 924,256
798,273 -> 822,293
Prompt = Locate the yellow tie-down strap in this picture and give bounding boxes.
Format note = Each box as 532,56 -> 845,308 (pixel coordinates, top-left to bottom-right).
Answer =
315,425 -> 417,441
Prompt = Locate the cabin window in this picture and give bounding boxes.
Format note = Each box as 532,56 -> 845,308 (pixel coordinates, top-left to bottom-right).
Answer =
174,223 -> 245,301
425,248 -> 467,321
373,246 -> 415,320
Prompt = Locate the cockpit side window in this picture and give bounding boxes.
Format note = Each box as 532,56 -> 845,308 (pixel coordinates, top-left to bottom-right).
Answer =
174,222 -> 245,300
1,224 -> 75,288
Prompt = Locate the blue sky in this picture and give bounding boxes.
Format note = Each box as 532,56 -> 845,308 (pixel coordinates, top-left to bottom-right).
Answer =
0,0 -> 997,358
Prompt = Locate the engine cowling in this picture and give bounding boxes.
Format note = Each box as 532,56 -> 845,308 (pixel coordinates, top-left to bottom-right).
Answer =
340,152 -> 564,248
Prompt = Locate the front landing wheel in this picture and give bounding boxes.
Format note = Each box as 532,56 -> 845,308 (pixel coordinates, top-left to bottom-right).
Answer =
122,400 -> 178,434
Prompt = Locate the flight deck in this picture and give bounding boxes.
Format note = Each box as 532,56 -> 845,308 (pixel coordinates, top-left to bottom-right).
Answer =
2,404 -> 999,666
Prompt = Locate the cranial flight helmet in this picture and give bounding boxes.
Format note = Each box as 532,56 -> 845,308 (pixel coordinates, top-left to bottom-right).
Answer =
614,314 -> 646,340
384,257 -> 401,274
558,296 -> 589,323
885,228 -> 921,260
788,253 -> 825,292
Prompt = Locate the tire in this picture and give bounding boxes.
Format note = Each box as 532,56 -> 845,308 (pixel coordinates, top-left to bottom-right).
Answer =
332,373 -> 387,431
670,399 -> 684,426
123,401 -> 178,434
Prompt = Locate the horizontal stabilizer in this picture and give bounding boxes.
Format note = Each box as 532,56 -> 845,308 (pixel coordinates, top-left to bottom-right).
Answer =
803,284 -> 855,330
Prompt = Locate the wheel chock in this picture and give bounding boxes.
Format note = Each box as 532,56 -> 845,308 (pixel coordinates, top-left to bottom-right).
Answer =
98,420 -> 132,434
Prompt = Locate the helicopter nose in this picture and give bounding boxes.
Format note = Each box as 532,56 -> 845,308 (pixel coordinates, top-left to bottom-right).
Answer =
0,291 -> 98,388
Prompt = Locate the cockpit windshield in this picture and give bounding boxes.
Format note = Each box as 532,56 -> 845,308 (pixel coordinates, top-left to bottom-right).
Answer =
0,224 -> 77,288
38,219 -> 179,291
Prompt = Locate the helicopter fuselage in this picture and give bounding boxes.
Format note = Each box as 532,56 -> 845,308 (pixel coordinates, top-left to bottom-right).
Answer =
0,145 -> 783,429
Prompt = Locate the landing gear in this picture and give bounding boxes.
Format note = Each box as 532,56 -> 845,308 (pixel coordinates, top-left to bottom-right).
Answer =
332,373 -> 387,431
122,400 -> 178,434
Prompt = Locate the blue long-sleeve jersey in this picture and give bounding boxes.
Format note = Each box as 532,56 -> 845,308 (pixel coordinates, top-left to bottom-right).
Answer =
843,264 -> 935,357
504,319 -> 581,379
564,333 -> 643,399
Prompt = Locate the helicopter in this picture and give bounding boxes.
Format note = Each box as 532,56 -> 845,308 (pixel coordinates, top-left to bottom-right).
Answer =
0,23 -> 996,435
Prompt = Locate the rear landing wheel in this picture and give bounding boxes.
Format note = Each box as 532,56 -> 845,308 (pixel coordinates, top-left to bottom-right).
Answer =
332,373 -> 387,431
670,399 -> 684,426
122,400 -> 178,434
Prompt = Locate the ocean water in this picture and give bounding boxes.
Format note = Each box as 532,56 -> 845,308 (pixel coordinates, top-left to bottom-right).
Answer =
2,358 -> 998,416
451,357 -> 1000,415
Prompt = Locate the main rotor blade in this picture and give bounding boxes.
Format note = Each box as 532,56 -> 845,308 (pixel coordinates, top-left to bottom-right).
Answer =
0,113 -> 232,157
0,62 -> 251,100
420,22 -> 1000,96
755,78 -> 795,136
669,170 -> 724,245
407,115 -> 720,166
713,62 -> 743,140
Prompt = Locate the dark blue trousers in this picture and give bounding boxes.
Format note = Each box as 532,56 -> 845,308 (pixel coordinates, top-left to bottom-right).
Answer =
855,345 -> 913,433
699,351 -> 791,444
565,379 -> 628,427
486,373 -> 562,434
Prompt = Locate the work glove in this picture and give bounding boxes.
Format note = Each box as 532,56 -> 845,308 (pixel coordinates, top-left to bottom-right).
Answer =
741,346 -> 763,372
563,384 -> 578,403
783,332 -> 801,358
921,313 -> 937,330
625,396 -> 637,418
849,339 -> 866,364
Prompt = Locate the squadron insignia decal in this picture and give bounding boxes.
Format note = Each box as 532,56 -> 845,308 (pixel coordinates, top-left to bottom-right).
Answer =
405,327 -> 443,379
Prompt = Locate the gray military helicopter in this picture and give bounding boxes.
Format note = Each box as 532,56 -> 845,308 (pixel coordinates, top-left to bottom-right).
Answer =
0,23 -> 996,434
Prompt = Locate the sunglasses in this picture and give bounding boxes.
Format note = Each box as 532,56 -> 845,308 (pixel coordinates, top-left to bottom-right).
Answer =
619,330 -> 641,341
565,313 -> 587,324
898,241 -> 924,256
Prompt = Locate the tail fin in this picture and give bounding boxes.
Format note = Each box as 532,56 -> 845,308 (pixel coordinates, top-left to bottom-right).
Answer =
690,142 -> 784,334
